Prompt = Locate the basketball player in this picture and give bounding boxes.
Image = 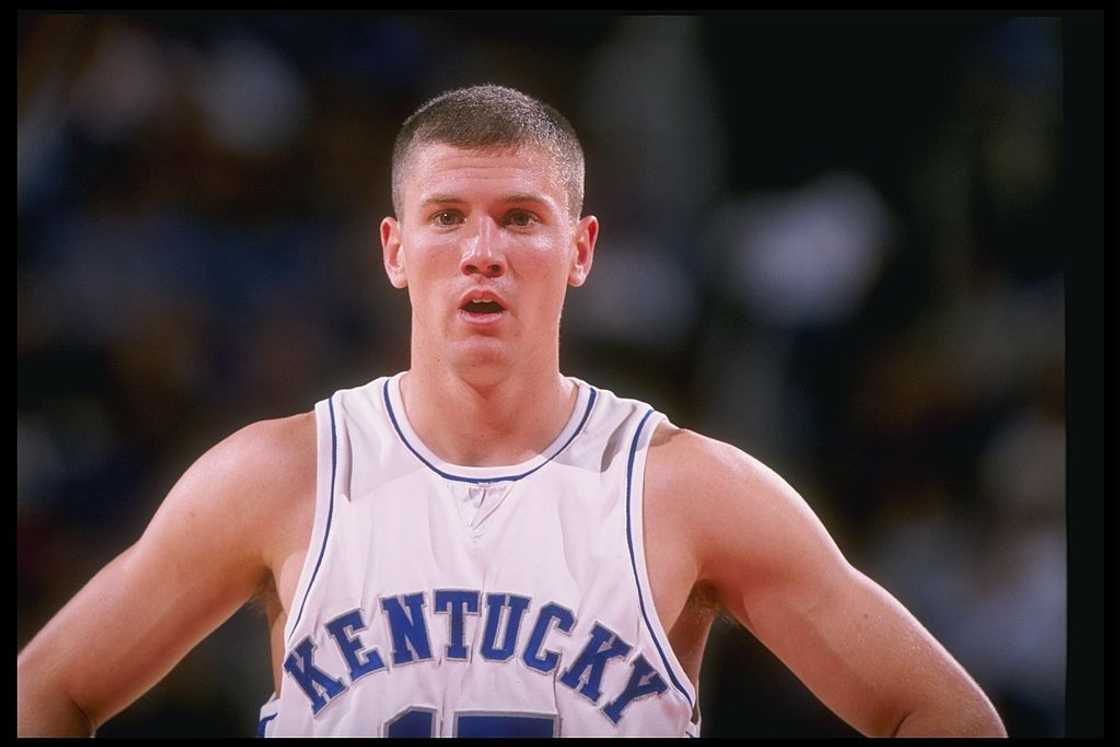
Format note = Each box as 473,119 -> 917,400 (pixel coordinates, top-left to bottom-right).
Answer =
17,85 -> 1007,737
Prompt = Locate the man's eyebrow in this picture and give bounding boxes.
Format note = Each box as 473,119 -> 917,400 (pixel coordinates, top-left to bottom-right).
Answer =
418,193 -> 556,209
418,194 -> 463,207
503,193 -> 551,205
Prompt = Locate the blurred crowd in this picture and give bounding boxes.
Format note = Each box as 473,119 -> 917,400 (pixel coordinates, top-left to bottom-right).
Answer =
17,14 -> 1067,737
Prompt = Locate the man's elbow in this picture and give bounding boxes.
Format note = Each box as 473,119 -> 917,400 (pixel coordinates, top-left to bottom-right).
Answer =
892,697 -> 1008,738
958,703 -> 1009,738
17,653 -> 97,737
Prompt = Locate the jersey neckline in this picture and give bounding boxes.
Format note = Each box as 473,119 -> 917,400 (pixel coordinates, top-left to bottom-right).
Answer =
382,372 -> 597,483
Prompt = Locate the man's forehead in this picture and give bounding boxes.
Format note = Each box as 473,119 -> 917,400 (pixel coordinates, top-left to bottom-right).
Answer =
408,141 -> 560,174
402,142 -> 568,204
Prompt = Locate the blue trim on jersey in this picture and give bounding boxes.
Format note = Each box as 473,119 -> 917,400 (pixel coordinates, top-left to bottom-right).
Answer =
288,396 -> 339,644
257,713 -> 277,737
383,380 -> 598,484
624,408 -> 694,710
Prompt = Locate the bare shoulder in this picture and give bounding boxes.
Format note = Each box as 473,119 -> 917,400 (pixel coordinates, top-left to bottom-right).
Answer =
645,421 -> 840,595
645,420 -> 770,516
184,412 -> 318,568
133,410 -> 319,594
202,412 -> 317,507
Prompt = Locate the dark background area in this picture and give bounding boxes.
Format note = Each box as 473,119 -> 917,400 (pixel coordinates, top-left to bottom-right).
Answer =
18,12 -> 1089,737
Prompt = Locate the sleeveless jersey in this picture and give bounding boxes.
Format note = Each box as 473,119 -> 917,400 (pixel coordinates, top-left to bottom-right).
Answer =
257,372 -> 701,737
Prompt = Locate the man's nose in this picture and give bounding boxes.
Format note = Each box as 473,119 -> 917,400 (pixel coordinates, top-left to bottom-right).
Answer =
459,218 -> 506,278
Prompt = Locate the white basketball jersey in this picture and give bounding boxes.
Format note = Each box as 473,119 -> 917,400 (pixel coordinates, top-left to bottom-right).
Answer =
257,372 -> 701,737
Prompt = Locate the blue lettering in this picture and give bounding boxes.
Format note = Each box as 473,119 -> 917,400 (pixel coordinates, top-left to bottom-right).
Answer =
522,603 -> 575,673
324,608 -> 386,681
293,591 -> 672,724
480,593 -> 530,661
434,589 -> 480,660
283,637 -> 347,715
381,593 -> 433,665
558,623 -> 632,703
602,654 -> 668,723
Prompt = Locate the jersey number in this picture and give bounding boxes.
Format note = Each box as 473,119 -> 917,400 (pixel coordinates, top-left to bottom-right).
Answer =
385,707 -> 556,737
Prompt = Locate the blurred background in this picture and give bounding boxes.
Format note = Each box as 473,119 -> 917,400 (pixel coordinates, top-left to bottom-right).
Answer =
18,13 -> 1069,737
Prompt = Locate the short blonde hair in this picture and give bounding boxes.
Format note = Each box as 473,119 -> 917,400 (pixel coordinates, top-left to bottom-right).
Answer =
391,84 -> 585,220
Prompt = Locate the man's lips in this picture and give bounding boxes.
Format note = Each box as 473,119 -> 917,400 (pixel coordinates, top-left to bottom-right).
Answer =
458,307 -> 504,327
458,289 -> 509,313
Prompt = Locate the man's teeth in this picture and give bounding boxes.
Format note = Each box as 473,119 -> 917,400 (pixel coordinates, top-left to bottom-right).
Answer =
466,298 -> 501,311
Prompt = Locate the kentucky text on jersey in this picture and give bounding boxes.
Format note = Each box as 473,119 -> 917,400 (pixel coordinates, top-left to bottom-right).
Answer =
284,589 -> 668,725
260,375 -> 700,736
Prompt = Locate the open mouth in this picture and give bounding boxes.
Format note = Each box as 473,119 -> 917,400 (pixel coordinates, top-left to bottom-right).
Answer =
461,299 -> 504,314
459,293 -> 507,324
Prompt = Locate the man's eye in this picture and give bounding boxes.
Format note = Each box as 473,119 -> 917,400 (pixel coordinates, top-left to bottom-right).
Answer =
505,210 -> 536,227
433,210 -> 463,226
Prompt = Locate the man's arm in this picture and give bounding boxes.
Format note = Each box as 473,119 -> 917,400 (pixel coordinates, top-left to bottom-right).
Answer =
17,413 -> 315,736
649,426 -> 1006,737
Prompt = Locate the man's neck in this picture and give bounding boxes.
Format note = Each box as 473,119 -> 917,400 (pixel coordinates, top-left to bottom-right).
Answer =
399,362 -> 578,468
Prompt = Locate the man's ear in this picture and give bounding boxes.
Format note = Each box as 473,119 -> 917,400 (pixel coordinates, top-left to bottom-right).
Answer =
380,217 -> 408,289
568,215 -> 598,287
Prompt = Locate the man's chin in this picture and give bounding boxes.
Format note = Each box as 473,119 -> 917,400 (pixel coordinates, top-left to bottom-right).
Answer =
446,338 -> 514,379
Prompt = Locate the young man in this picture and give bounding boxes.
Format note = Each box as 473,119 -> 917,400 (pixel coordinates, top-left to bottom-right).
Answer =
17,85 -> 1007,737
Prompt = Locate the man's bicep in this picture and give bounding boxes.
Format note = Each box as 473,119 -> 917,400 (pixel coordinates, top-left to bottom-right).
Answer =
728,557 -> 923,735
697,450 -> 988,736
688,443 -> 852,623
18,423 -> 282,732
